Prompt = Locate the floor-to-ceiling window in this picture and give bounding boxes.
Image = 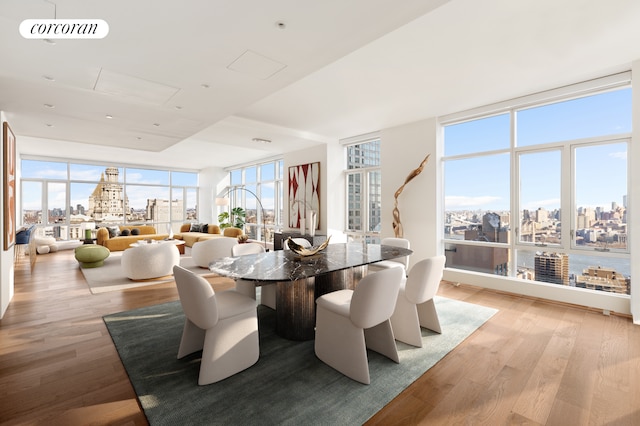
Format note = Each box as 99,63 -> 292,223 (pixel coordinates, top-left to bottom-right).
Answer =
223,159 -> 283,244
21,159 -> 198,239
442,73 -> 631,296
344,135 -> 381,243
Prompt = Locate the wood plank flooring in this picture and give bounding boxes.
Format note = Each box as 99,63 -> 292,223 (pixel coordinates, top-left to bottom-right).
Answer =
1,249 -> 638,425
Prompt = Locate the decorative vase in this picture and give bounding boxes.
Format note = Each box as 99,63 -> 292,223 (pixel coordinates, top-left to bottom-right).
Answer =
84,229 -> 92,240
307,210 -> 317,237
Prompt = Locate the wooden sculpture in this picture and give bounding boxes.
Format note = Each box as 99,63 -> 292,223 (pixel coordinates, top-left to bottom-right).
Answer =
392,154 -> 430,238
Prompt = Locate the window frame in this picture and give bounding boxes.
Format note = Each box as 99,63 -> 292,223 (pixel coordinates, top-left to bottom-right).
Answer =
441,73 -> 631,296
342,134 -> 381,243
20,157 -> 198,239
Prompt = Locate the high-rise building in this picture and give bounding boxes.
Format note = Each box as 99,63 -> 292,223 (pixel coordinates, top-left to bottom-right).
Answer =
88,167 -> 130,222
146,198 -> 183,223
575,266 -> 630,294
534,252 -> 569,286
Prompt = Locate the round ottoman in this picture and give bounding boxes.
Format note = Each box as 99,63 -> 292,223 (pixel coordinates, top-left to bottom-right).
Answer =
121,243 -> 180,280
75,245 -> 110,268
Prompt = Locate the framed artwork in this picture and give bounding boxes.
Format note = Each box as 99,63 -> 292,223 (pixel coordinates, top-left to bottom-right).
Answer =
288,162 -> 320,229
3,121 -> 16,250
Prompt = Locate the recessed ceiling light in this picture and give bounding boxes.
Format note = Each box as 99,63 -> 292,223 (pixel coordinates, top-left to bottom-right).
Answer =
252,138 -> 272,144
275,21 -> 286,29
201,84 -> 210,89
45,123 -> 54,127
105,114 -> 113,119
43,38 -> 56,45
44,103 -> 55,108
42,75 -> 55,81
136,136 -> 143,140
175,105 -> 182,110
153,123 -> 160,127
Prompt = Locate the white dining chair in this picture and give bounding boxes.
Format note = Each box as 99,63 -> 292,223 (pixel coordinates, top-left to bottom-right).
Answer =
367,237 -> 411,275
191,237 -> 238,268
173,265 -> 259,385
314,267 -> 404,384
390,256 -> 446,347
232,243 -> 277,310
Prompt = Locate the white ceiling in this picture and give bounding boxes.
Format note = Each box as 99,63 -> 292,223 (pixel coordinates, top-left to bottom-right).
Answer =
2,0 -> 640,170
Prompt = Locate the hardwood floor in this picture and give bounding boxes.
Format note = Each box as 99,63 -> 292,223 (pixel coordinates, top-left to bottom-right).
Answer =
1,250 -> 639,425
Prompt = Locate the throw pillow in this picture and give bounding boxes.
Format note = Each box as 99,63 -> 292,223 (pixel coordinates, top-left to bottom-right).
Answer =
107,226 -> 118,238
120,229 -> 130,236
187,223 -> 211,233
131,228 -> 141,235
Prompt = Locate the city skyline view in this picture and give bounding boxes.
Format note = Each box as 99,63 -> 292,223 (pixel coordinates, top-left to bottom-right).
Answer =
442,87 -> 631,294
20,162 -> 198,221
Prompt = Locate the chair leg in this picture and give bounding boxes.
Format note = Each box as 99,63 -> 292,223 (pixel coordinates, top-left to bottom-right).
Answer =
364,319 -> 400,363
177,319 -> 205,359
198,309 -> 259,385
390,296 -> 423,347
417,298 -> 442,334
315,305 -> 370,384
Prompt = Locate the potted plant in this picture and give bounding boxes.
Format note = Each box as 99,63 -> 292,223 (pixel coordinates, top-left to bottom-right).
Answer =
218,207 -> 246,230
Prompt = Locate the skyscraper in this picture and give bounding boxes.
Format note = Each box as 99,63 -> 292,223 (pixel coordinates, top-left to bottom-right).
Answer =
87,167 -> 130,221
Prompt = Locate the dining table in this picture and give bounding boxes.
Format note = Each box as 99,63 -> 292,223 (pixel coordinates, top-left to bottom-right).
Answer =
209,242 -> 413,340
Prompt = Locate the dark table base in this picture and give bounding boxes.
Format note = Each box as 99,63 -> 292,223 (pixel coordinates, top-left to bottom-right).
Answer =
275,265 -> 366,340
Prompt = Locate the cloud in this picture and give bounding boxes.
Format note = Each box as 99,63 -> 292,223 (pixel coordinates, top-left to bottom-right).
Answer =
609,151 -> 627,160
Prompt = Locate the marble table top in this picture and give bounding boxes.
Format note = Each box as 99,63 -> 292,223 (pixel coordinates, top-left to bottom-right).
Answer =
209,242 -> 413,282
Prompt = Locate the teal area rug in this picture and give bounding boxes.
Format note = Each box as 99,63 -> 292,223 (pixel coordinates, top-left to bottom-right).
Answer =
104,296 -> 497,425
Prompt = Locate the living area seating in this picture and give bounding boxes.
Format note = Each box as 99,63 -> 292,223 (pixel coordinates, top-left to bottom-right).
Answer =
174,223 -> 245,247
314,267 -> 404,384
74,245 -> 110,268
175,223 -> 223,247
96,225 -> 169,251
121,242 -> 181,280
173,265 -> 259,385
191,237 -> 238,268
390,256 -> 446,347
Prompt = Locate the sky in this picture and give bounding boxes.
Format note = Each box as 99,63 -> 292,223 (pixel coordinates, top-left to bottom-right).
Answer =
444,88 -> 631,213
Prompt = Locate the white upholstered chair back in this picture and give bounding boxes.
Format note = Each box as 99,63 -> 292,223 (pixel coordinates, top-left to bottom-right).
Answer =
350,267 -> 404,329
390,255 -> 446,347
173,265 -> 219,329
380,237 -> 411,268
232,242 -> 265,256
191,237 -> 238,268
405,256 -> 446,304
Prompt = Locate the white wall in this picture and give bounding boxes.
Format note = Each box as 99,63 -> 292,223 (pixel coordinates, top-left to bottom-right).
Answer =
380,117 -> 440,262
199,166 -> 228,224
1,111 -> 14,319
